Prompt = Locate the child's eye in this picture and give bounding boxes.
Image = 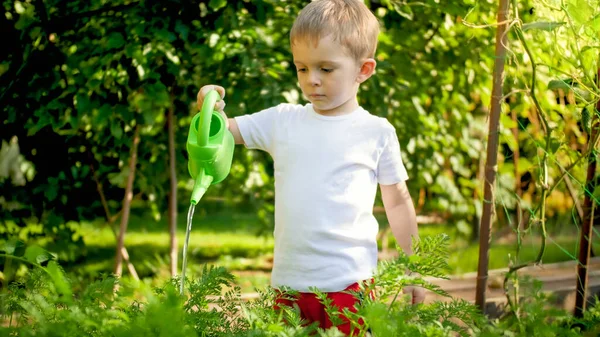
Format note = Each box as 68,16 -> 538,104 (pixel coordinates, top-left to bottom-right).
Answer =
321,68 -> 333,73
297,68 -> 307,73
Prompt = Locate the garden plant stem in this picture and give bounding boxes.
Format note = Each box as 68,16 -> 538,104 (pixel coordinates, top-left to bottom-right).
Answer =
501,1 -> 551,318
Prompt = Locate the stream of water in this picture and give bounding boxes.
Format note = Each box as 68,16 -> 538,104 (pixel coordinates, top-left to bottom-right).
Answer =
180,203 -> 196,295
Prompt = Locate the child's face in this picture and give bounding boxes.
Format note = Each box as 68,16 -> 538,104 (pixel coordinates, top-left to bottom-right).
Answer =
292,35 -> 364,116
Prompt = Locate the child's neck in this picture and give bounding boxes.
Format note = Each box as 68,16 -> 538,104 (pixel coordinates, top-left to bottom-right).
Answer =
313,97 -> 359,116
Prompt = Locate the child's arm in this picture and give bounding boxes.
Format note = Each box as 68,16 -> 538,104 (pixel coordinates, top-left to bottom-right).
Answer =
227,118 -> 244,145
197,85 -> 245,145
381,181 -> 426,304
380,181 -> 418,256
379,182 -> 425,304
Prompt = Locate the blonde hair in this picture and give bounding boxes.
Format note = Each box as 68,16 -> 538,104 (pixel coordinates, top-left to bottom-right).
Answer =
290,0 -> 380,61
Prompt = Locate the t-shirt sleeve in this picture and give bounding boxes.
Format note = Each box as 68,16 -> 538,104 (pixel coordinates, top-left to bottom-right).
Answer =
377,123 -> 409,185
234,105 -> 281,154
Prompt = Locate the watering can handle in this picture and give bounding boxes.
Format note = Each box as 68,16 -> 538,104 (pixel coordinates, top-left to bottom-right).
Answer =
197,90 -> 222,147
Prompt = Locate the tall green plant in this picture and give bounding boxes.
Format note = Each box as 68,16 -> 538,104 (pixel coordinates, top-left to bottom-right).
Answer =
503,0 -> 599,318
465,0 -> 599,317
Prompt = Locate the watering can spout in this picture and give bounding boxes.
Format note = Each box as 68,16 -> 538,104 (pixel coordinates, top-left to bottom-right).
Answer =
186,90 -> 235,204
190,168 -> 214,205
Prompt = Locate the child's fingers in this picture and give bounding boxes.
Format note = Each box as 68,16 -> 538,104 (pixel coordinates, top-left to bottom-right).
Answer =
215,100 -> 226,112
212,85 -> 226,100
412,288 -> 425,305
218,109 -> 230,129
197,85 -> 226,110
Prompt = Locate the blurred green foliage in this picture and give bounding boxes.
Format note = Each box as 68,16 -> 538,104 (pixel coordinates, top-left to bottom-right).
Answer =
0,0 -> 599,265
0,0 -> 498,239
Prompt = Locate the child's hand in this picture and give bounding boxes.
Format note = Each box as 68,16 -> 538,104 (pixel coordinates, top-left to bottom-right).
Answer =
403,286 -> 426,305
197,84 -> 228,127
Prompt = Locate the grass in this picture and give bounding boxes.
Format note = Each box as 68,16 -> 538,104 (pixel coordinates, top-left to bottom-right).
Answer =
72,209 -> 274,278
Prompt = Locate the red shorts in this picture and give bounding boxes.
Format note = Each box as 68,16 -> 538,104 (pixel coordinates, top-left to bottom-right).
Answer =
274,281 -> 371,336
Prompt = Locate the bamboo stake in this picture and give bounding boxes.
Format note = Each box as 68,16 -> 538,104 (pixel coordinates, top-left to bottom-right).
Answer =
475,0 -> 510,313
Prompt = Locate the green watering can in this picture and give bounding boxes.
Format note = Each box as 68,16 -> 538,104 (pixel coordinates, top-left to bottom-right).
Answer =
181,90 -> 234,295
186,90 -> 235,205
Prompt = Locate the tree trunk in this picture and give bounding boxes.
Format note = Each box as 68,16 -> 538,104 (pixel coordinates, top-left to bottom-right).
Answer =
475,0 -> 510,313
574,64 -> 600,317
168,95 -> 178,277
88,151 -> 139,280
114,125 -> 141,277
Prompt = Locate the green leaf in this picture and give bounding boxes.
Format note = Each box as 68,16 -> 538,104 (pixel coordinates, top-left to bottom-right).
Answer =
98,104 -> 113,122
392,3 -> 414,20
14,2 -> 35,30
175,20 -> 189,40
76,93 -> 91,114
208,0 -> 227,11
500,113 -> 517,129
46,261 -> 73,300
581,107 -> 591,133
581,46 -> 596,73
567,0 -> 593,25
408,254 -> 422,264
2,239 -> 25,256
573,87 -> 593,102
590,14 -> 600,32
411,96 -> 426,115
108,168 -> 130,187
45,178 -> 59,201
24,245 -> 52,265
142,109 -> 157,125
581,46 -> 600,54
267,69 -> 280,80
522,21 -> 565,31
547,79 -> 574,90
549,137 -> 562,154
107,32 -> 126,49
165,50 -> 180,65
154,28 -> 177,42
593,184 -> 600,199
517,157 -> 533,175
111,123 -> 123,139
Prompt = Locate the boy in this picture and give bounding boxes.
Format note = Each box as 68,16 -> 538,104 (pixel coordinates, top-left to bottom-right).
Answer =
197,0 -> 424,334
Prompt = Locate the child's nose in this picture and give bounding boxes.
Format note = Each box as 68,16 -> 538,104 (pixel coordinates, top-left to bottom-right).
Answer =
308,72 -> 321,86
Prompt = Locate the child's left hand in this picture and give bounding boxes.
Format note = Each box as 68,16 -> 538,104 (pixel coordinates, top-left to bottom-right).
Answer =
403,286 -> 426,304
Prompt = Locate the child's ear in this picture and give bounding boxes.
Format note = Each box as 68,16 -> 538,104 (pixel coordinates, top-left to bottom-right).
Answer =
356,58 -> 376,83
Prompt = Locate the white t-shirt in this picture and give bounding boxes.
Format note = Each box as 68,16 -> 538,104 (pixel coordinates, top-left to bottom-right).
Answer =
235,103 -> 408,292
